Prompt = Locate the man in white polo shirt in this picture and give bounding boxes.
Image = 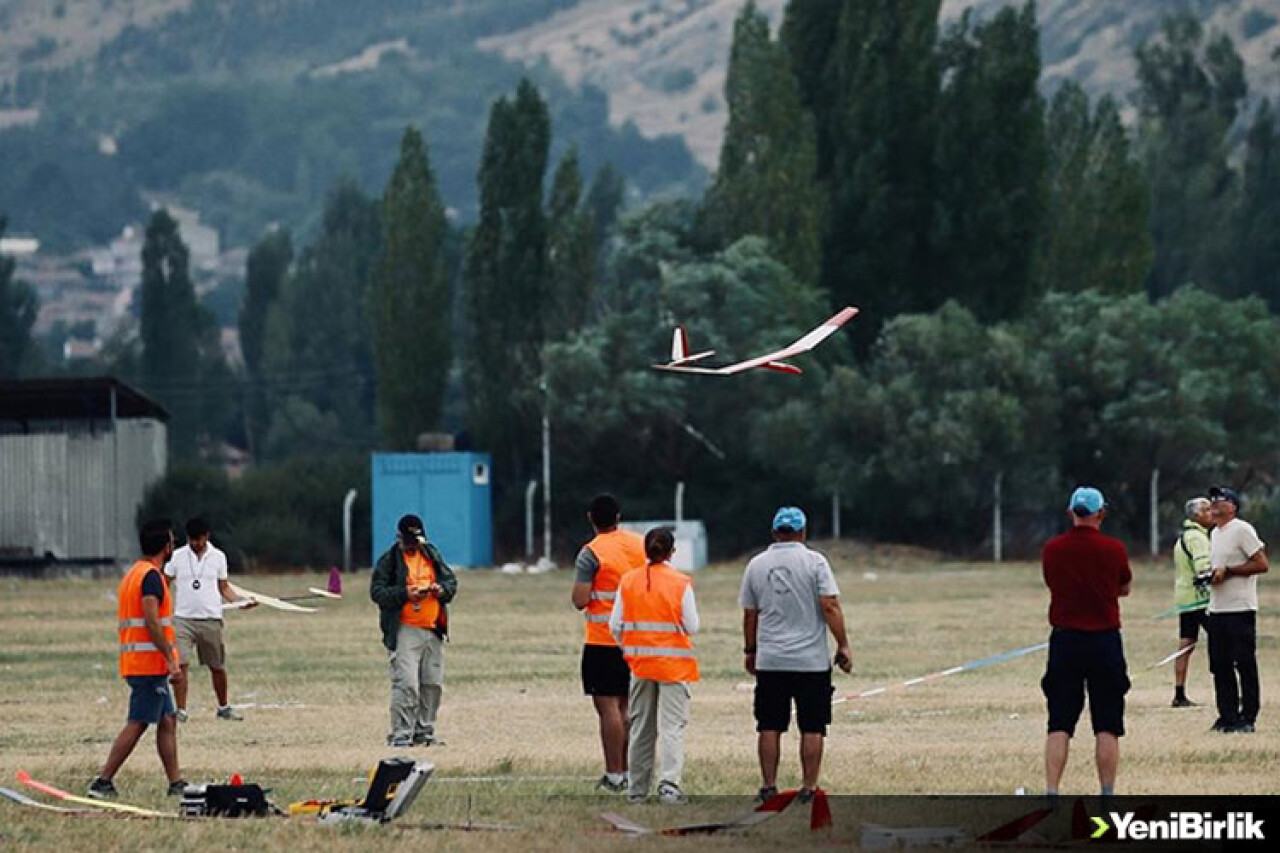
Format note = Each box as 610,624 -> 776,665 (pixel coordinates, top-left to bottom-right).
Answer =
164,517 -> 254,722
1206,486 -> 1269,734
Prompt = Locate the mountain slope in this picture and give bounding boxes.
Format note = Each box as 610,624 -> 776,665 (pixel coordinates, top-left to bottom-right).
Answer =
482,0 -> 1280,170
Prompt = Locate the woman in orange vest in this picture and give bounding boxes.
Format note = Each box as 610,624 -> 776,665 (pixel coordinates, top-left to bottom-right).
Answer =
609,527 -> 699,805
88,519 -> 187,800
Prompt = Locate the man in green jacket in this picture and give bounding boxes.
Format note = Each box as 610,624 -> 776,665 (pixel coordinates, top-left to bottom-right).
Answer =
371,514 -> 458,747
1172,496 -> 1213,707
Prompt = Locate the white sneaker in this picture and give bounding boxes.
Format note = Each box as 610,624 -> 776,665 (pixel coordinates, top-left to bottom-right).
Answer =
657,781 -> 688,805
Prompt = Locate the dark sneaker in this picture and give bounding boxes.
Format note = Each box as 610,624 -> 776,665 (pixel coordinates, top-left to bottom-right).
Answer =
167,780 -> 189,796
412,732 -> 444,747
596,774 -> 627,794
754,785 -> 779,805
1210,718 -> 1231,732
216,706 -> 243,721
87,777 -> 117,799
1171,696 -> 1197,708
1225,723 -> 1256,734
388,736 -> 413,748
797,788 -> 816,804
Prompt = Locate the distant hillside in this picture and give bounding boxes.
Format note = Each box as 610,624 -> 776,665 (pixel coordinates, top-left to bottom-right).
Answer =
0,0 -> 704,250
483,0 -> 1280,170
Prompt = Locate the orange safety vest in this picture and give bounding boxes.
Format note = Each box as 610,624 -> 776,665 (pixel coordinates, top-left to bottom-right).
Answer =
400,550 -> 441,629
583,529 -> 646,646
117,560 -> 176,678
618,562 -> 699,683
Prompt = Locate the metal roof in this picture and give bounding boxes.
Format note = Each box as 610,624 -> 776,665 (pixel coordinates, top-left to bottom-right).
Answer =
0,376 -> 169,423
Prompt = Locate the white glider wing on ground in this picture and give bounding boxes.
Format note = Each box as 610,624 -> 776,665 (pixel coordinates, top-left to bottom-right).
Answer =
652,306 -> 858,376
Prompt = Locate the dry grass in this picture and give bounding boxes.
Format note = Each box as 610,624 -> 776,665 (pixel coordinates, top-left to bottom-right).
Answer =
1,546 -> 1277,849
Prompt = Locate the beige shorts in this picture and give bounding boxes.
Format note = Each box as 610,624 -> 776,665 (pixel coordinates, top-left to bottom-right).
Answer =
175,617 -> 226,669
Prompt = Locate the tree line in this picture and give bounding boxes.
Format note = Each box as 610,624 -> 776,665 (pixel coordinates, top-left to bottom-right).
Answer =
6,2 -> 1280,565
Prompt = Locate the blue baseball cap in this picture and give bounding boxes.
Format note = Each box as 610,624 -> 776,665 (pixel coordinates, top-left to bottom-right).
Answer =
1068,487 -> 1106,517
772,506 -> 807,532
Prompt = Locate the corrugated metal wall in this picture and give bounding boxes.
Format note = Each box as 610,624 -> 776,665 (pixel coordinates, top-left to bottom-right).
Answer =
0,419 -> 167,564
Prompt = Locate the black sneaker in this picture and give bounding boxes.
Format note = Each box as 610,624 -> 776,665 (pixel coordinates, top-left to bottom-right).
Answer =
87,777 -> 117,799
167,780 -> 189,796
1171,696 -> 1197,708
1210,718 -> 1231,732
1224,723 -> 1256,734
797,788 -> 816,804
754,785 -> 779,805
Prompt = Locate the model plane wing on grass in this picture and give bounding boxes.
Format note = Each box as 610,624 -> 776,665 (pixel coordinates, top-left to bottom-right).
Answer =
652,306 -> 858,376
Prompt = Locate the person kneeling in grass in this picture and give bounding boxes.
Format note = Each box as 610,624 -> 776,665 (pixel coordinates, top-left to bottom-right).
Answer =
610,527 -> 699,804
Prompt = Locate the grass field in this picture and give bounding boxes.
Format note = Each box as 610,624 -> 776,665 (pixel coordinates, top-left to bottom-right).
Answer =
2,541 -> 1277,850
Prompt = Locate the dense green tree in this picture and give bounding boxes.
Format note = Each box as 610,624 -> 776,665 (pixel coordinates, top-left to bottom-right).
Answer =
1021,287 -> 1280,531
1135,14 -> 1246,298
1036,83 -> 1150,294
0,216 -> 39,379
815,301 -> 1057,548
463,79 -> 551,477
260,179 -> 381,458
1236,101 -> 1280,309
139,208 -> 220,459
239,228 -> 292,457
785,0 -> 940,330
368,126 -> 451,449
546,147 -> 597,338
703,1 -> 823,285
933,3 -> 1046,321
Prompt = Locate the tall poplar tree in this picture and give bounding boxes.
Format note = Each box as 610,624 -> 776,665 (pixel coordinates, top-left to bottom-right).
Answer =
239,228 -> 292,457
1036,83 -> 1150,295
463,79 -> 551,477
546,146 -> 596,339
368,126 -> 451,449
784,0 -> 941,329
705,0 -> 822,285
1236,102 -> 1280,309
1135,14 -> 1246,297
139,208 -> 216,459
932,2 -> 1046,321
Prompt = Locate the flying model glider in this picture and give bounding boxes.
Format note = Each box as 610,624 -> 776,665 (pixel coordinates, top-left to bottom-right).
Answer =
652,306 -> 858,376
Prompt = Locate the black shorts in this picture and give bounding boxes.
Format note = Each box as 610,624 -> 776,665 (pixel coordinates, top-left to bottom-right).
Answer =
754,670 -> 833,735
1041,629 -> 1129,737
1179,608 -> 1208,642
581,645 -> 630,697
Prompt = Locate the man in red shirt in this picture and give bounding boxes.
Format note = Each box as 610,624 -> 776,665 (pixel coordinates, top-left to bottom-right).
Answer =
1040,487 -> 1132,798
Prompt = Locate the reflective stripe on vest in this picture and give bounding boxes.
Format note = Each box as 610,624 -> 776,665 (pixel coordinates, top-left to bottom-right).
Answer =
583,530 -> 645,646
118,618 -> 173,629
617,563 -> 699,683
622,645 -> 697,658
117,560 -> 176,678
620,621 -> 681,633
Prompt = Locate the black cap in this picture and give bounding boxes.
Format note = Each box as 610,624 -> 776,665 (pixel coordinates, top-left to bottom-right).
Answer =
1208,486 -> 1240,508
397,514 -> 426,541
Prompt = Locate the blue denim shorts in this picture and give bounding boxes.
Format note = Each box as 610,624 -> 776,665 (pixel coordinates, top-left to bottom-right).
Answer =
125,675 -> 175,724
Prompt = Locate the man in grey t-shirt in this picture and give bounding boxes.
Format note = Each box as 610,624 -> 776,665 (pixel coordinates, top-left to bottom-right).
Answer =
740,506 -> 851,803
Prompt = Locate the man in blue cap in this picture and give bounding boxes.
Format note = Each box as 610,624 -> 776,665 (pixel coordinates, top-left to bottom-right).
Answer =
1040,487 -> 1132,798
739,506 -> 851,804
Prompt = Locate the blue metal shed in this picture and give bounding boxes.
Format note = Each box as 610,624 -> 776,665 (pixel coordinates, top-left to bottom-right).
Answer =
371,453 -> 492,568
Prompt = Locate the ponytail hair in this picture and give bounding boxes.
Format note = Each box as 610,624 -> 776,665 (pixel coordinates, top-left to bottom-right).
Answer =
644,526 -> 676,563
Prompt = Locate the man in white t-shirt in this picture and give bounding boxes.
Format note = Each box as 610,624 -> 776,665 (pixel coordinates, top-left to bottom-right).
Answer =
164,517 -> 254,722
1206,487 -> 1269,733
740,506 -> 851,804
